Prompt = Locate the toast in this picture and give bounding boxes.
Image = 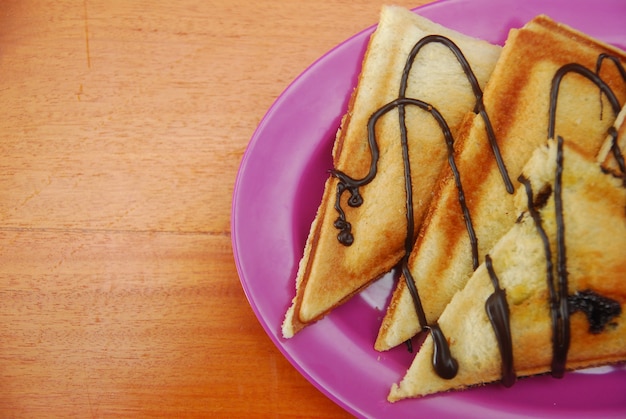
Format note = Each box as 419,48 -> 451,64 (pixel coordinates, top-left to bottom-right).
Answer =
388,139 -> 626,401
376,15 -> 626,350
282,6 -> 502,337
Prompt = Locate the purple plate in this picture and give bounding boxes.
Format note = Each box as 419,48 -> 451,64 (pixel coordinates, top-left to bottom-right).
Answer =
231,0 -> 626,417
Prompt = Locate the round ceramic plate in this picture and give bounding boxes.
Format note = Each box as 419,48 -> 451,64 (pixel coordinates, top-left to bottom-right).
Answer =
231,0 -> 626,417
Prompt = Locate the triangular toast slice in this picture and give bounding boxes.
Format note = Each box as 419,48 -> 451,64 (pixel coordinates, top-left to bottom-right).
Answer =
282,6 -> 502,337
388,139 -> 626,401
376,15 -> 626,350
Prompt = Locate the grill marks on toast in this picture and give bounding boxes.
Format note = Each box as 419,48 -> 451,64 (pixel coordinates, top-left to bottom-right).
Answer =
284,6 -> 626,401
282,6 -> 502,338
387,18 -> 626,400
376,15 -> 626,353
388,140 -> 626,401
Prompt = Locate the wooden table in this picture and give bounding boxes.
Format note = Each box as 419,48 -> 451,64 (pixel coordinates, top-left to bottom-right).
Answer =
0,0 -> 432,417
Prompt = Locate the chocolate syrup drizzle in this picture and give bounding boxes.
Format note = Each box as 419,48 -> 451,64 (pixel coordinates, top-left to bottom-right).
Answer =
332,35 -> 514,262
484,254 -> 515,387
515,61 -> 624,380
606,126 -> 626,181
330,32 -> 625,383
548,63 -> 623,377
548,63 -> 622,140
331,35 -> 514,379
596,53 -> 626,81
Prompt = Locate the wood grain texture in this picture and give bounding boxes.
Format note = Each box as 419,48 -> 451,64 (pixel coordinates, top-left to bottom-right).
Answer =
0,0 -> 430,417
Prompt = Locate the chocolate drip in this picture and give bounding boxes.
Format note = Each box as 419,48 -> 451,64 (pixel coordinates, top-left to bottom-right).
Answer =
517,137 -> 569,378
396,36 -> 517,379
519,175 -> 555,294
331,35 -> 497,380
397,35 -> 503,379
484,254 -> 515,387
517,132 -> 624,383
331,94 -> 462,377
548,63 -> 622,140
595,53 -> 626,84
533,184 -> 553,210
332,35 -> 514,254
329,36 -> 625,384
428,323 -> 459,379
399,35 -> 513,269
401,257 -> 458,377
568,290 -> 622,334
519,173 -> 555,319
607,127 -> 626,183
552,135 -> 569,378
399,36 -> 515,196
544,60 -> 625,377
595,54 -> 626,120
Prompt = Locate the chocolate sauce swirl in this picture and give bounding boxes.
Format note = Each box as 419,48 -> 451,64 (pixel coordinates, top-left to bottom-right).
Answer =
595,53 -> 626,86
333,35 -> 496,379
332,35 -> 514,255
329,33 -> 625,383
396,36 -> 518,379
399,35 -> 503,270
548,63 -> 622,140
516,137 -> 570,378
484,254 -> 515,387
545,61 -> 624,377
606,126 -> 626,183
330,35 -> 496,378
445,56 -> 625,382
518,134 -> 623,381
